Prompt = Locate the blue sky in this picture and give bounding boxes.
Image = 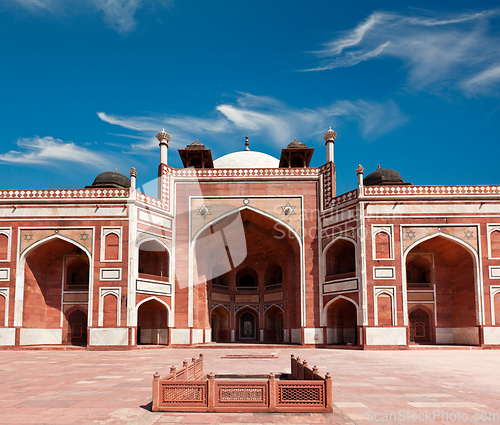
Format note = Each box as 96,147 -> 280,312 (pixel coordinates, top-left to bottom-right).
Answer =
1,0 -> 499,196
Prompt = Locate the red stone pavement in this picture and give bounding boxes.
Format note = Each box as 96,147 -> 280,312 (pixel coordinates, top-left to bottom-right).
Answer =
0,347 -> 499,424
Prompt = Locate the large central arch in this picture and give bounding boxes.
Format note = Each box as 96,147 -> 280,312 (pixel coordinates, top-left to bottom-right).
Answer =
190,206 -> 303,343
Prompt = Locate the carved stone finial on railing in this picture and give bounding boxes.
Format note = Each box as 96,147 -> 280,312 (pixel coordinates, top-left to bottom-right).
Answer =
170,366 -> 176,373
153,372 -> 160,380
269,372 -> 275,381
208,372 -> 215,380
303,360 -> 308,367
325,372 -> 332,380
183,360 -> 188,367
192,357 -> 196,363
200,353 -> 204,358
291,354 -> 295,359
297,356 -> 301,362
313,366 -> 319,374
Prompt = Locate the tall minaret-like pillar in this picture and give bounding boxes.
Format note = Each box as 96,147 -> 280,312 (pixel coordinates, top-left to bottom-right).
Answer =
129,167 -> 137,190
323,127 -> 337,163
356,164 -> 364,192
156,129 -> 171,166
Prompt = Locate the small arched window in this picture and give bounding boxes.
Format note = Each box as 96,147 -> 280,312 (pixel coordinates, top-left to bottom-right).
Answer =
103,294 -> 118,327
0,293 -> 6,327
491,230 -> 500,258
375,231 -> 391,259
377,294 -> 392,326
0,234 -> 8,261
104,233 -> 120,261
494,292 -> 500,326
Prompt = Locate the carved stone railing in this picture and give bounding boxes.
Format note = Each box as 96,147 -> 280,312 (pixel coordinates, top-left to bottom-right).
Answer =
364,185 -> 500,197
0,188 -> 128,200
326,189 -> 358,209
152,353 -> 333,413
138,273 -> 169,283
135,192 -> 165,209
152,354 -> 205,411
167,354 -> 204,382
325,272 -> 356,283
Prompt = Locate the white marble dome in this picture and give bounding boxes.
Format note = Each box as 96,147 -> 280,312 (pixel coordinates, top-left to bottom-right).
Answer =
213,150 -> 279,169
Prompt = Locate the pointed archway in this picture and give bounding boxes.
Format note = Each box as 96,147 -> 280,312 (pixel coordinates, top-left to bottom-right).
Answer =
409,305 -> 433,344
326,297 -> 358,345
405,235 -> 479,345
236,307 -> 259,341
193,207 -> 302,344
264,305 -> 284,342
137,299 -> 169,345
211,305 -> 230,342
18,236 -> 91,345
65,308 -> 88,346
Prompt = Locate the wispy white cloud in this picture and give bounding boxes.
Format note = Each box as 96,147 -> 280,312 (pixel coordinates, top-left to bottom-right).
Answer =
463,64 -> 500,94
308,9 -> 500,95
8,0 -> 170,33
94,0 -> 141,34
11,0 -> 54,11
98,92 -> 408,152
0,136 -> 110,167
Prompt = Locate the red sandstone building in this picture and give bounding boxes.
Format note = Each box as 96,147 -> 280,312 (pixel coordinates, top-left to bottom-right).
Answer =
0,128 -> 499,349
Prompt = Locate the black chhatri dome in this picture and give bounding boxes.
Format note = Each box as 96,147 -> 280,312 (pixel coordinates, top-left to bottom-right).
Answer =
363,165 -> 404,186
90,171 -> 131,188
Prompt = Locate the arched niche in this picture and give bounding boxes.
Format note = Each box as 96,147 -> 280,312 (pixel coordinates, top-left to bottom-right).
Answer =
65,256 -> 89,290
265,264 -> 283,289
137,298 -> 169,345
325,297 -> 358,345
406,254 -> 432,289
264,305 -> 284,342
211,264 -> 229,288
0,233 -> 8,261
211,305 -> 230,342
325,238 -> 356,281
236,267 -> 258,291
404,234 -> 479,345
22,237 -> 90,329
138,240 -> 169,281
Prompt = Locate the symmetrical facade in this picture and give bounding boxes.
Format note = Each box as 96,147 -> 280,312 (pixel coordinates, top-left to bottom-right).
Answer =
0,128 -> 499,349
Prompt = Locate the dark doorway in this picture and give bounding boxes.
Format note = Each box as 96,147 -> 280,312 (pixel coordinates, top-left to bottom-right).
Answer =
67,309 -> 87,346
137,300 -> 169,345
239,311 -> 256,340
409,308 -> 432,344
211,306 -> 230,342
264,306 -> 284,342
326,299 -> 357,345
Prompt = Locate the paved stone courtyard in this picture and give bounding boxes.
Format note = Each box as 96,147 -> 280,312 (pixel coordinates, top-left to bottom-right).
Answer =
0,347 -> 499,424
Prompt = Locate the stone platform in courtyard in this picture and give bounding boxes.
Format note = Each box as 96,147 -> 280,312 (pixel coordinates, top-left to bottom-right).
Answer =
0,348 -> 499,424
